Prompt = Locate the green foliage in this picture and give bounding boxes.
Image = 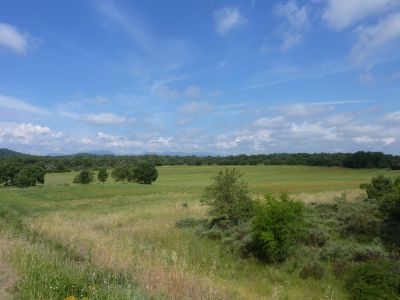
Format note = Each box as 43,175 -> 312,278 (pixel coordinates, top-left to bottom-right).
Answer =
14,165 -> 45,188
111,165 -> 133,183
73,169 -> 94,184
201,168 -> 254,222
362,175 -> 400,245
345,261 -> 400,300
251,193 -> 304,262
132,160 -> 158,184
97,168 -> 109,183
361,175 -> 397,200
0,162 -> 23,185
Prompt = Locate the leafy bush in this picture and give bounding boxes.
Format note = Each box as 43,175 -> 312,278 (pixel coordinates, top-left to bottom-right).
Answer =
111,165 -> 133,183
201,168 -> 254,222
345,260 -> 400,300
97,168 -> 108,183
73,169 -> 94,184
14,165 -> 45,188
251,193 -> 304,262
361,175 -> 396,200
132,160 -> 158,184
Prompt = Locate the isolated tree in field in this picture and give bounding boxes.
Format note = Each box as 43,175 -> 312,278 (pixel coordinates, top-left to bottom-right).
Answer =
132,161 -> 158,184
73,169 -> 94,184
111,165 -> 133,183
97,168 -> 108,183
201,168 -> 254,222
14,165 -> 45,188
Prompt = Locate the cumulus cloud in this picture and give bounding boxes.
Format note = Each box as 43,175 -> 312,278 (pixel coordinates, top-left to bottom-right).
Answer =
178,101 -> 213,115
0,23 -> 34,54
322,0 -> 398,30
83,113 -> 131,125
213,6 -> 247,36
0,123 -> 63,146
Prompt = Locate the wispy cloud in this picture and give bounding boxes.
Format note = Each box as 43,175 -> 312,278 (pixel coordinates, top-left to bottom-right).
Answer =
351,12 -> 400,64
322,0 -> 398,30
0,23 -> 32,54
83,112 -> 132,125
272,0 -> 309,51
0,94 -> 48,115
178,101 -> 213,115
213,6 -> 247,36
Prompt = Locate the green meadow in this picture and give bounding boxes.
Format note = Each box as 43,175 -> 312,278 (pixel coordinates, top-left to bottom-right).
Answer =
1,165 -> 400,299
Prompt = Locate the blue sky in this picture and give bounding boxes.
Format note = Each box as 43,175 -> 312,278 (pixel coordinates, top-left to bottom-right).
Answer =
0,0 -> 400,155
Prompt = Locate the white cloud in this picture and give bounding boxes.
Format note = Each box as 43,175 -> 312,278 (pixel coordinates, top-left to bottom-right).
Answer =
353,135 -> 396,145
384,110 -> 400,121
0,23 -> 30,54
84,113 -> 130,125
0,122 -> 63,145
278,103 -> 332,117
178,101 -> 213,115
322,0 -> 398,30
351,12 -> 400,63
253,116 -> 286,127
290,122 -> 338,140
0,94 -> 47,115
213,6 -> 247,36
273,0 -> 309,50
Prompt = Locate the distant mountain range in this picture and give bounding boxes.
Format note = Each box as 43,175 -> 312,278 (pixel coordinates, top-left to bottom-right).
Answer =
0,148 -> 214,157
0,148 -> 26,157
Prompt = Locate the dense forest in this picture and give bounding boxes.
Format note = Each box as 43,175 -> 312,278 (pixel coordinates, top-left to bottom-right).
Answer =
0,148 -> 399,172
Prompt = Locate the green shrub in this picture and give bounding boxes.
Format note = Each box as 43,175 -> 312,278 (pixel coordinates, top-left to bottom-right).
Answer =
73,169 -> 94,184
251,193 -> 304,262
361,175 -> 397,200
346,260 -> 400,300
97,168 -> 109,183
201,168 -> 254,222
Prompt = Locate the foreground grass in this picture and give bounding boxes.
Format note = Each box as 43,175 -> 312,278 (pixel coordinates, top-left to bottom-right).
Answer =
1,165 -> 399,299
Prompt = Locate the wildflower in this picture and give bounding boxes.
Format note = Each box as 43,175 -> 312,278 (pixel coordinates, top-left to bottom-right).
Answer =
64,296 -> 77,300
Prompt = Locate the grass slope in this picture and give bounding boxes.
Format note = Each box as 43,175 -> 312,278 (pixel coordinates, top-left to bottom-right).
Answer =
1,165 -> 399,299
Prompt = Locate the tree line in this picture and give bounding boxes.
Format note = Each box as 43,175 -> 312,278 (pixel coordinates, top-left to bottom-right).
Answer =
0,150 -> 399,173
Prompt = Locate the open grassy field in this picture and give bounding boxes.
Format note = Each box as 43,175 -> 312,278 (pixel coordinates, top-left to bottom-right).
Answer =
1,165 -> 400,299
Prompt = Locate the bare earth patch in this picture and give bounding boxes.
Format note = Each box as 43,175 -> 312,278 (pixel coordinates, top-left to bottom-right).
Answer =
0,238 -> 17,300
